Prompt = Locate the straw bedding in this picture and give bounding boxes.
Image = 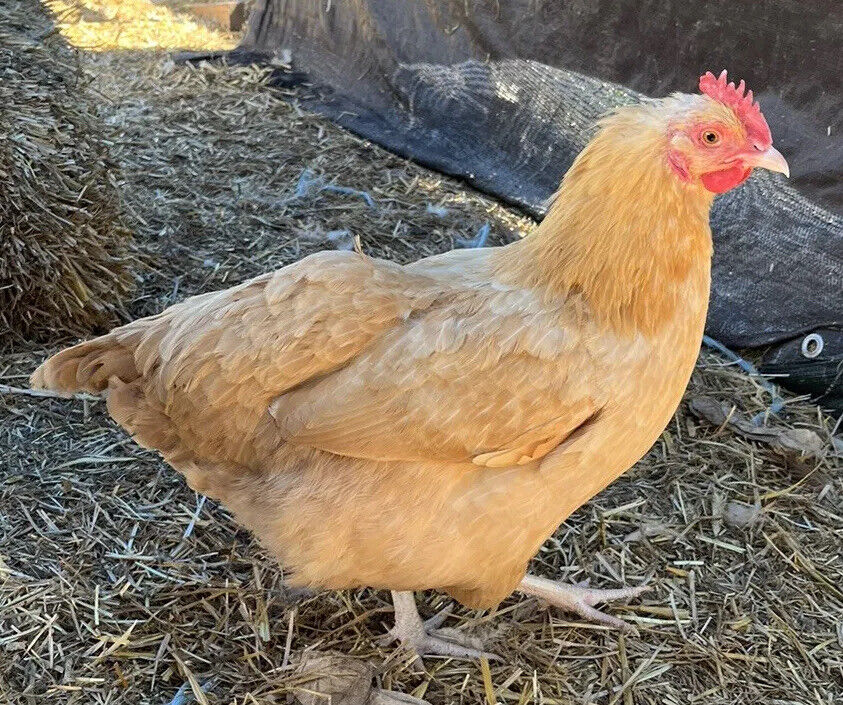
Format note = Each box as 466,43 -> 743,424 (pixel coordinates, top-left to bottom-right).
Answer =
0,2 -> 840,704
0,5 -> 132,342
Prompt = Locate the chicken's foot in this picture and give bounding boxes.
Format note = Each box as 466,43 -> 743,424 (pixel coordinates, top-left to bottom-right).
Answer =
385,591 -> 498,664
518,574 -> 649,632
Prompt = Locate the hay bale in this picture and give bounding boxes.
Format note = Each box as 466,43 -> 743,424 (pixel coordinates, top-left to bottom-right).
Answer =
0,23 -> 132,342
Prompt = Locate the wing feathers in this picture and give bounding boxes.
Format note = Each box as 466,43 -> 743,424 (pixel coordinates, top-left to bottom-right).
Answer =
270,284 -> 602,466
39,249 -> 604,475
471,404 -> 599,467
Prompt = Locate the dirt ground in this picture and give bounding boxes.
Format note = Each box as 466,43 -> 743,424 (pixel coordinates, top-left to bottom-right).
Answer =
1,2 -> 841,704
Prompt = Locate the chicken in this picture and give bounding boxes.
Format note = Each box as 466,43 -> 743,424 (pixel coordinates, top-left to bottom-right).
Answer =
32,71 -> 788,658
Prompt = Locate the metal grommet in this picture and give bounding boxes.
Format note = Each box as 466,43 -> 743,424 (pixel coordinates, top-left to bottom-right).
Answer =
800,333 -> 824,359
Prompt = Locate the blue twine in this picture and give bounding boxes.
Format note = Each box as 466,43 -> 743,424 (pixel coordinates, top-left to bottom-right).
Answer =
291,169 -> 376,209
326,229 -> 355,250
456,222 -> 491,249
425,203 -> 450,218
163,679 -> 216,705
702,335 -> 785,425
293,169 -> 313,199
164,683 -> 189,705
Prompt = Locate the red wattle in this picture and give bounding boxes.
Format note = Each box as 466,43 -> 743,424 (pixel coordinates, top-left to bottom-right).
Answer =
701,165 -> 752,193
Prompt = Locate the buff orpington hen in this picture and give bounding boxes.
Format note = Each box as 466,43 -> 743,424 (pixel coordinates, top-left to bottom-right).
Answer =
33,71 -> 788,658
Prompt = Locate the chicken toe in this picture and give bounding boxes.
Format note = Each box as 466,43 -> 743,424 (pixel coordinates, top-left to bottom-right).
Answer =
518,574 -> 649,632
385,591 -> 498,664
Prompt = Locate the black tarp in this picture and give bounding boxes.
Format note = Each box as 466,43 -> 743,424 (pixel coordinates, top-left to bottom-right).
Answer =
235,0 -> 843,409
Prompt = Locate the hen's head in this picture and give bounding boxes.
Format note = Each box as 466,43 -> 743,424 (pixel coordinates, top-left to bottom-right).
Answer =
664,70 -> 788,193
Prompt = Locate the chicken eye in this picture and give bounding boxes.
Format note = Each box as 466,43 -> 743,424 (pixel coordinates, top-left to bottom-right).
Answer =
702,130 -> 720,145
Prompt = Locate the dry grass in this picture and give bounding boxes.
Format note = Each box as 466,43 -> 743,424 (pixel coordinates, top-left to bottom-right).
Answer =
0,4 -> 133,343
1,1 -> 841,704
48,0 -> 239,51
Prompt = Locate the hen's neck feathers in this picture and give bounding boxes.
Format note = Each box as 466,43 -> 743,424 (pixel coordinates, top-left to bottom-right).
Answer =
496,102 -> 714,337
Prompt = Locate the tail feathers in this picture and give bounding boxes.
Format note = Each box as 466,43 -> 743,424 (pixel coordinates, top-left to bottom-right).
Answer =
105,376 -> 177,454
106,375 -> 239,498
33,339 -> 183,470
30,331 -> 240,500
31,335 -> 140,396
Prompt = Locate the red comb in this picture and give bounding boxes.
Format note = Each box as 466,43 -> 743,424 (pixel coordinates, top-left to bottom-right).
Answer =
699,70 -> 771,147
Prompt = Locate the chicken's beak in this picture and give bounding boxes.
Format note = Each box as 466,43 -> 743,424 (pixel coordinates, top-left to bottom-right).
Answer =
747,146 -> 789,177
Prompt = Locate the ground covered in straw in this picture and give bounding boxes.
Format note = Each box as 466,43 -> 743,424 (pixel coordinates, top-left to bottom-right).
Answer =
1,2 -> 841,704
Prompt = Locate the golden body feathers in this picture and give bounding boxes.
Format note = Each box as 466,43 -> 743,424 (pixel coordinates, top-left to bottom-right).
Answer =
33,101 -> 714,609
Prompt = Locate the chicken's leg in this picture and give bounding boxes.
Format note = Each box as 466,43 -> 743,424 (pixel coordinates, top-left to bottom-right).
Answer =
518,574 -> 649,631
386,591 -> 497,661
